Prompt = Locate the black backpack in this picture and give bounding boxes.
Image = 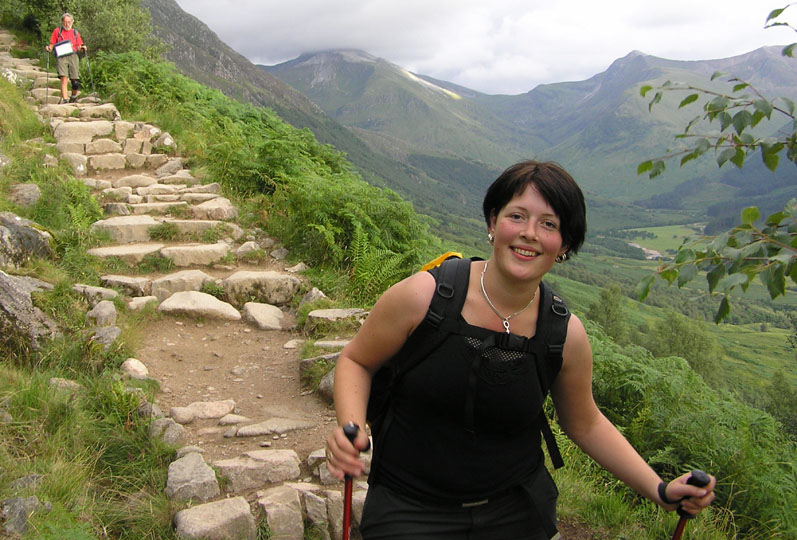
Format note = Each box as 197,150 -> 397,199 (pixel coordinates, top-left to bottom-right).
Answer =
365,256 -> 570,469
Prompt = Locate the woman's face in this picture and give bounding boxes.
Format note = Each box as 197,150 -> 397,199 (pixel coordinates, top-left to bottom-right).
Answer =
489,185 -> 565,281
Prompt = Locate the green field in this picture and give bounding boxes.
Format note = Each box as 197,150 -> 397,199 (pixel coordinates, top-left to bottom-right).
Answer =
627,224 -> 705,257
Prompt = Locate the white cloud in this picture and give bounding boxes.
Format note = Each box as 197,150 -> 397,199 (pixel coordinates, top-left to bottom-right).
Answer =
174,0 -> 794,94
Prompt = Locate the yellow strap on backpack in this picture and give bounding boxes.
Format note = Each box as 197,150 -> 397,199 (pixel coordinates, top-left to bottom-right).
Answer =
420,251 -> 463,272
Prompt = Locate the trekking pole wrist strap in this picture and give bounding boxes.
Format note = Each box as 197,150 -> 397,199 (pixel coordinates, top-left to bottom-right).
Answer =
658,481 -> 680,506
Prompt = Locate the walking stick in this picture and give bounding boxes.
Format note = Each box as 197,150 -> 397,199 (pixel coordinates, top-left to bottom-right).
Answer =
342,422 -> 359,540
670,470 -> 711,540
45,49 -> 49,103
83,50 -> 95,96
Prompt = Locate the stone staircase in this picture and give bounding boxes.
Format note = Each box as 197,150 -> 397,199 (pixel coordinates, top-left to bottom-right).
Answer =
1,29 -> 368,540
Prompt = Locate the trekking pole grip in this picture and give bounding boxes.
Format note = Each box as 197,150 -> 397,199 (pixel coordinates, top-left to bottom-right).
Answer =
343,422 -> 359,444
676,469 -> 711,518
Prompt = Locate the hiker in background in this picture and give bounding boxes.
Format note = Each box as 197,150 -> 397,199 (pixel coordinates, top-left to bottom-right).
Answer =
326,160 -> 716,539
44,12 -> 87,104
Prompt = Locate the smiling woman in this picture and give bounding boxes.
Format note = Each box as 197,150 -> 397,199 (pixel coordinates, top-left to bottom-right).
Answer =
326,160 -> 717,539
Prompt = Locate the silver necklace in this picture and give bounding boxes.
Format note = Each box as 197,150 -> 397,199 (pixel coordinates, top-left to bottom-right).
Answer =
480,261 -> 536,334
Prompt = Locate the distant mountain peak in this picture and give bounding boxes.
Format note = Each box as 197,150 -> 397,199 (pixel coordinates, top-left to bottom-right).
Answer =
295,49 -> 378,66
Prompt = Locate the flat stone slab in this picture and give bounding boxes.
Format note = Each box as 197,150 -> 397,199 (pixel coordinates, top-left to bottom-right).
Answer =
162,219 -> 224,235
100,275 -> 151,296
160,243 -> 230,267
90,215 -> 159,243
53,120 -> 114,143
151,269 -> 214,301
129,201 -> 188,214
112,174 -> 158,188
157,291 -> 240,320
192,197 -> 238,220
87,243 -> 164,264
235,417 -> 316,437
213,449 -> 301,492
173,496 -> 256,540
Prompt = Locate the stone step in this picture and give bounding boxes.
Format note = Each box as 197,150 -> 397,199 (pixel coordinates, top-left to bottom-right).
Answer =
157,291 -> 240,321
160,242 -> 230,267
163,219 -> 244,241
129,201 -> 189,215
87,243 -> 165,263
90,214 -> 160,243
151,269 -> 214,301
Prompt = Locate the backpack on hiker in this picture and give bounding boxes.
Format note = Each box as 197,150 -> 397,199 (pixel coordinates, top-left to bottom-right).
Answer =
365,255 -> 570,469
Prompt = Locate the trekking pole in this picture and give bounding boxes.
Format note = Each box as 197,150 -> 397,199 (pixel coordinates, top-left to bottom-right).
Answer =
45,49 -> 49,103
83,49 -> 95,96
670,470 -> 711,540
342,422 -> 359,540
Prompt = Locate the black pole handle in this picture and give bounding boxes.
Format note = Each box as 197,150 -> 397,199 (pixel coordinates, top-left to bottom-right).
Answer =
343,422 -> 359,443
676,469 -> 711,518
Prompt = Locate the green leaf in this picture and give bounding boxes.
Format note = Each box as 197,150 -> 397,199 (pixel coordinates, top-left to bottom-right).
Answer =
635,274 -> 655,301
637,160 -> 653,175
714,296 -> 730,324
677,264 -> 698,287
733,110 -> 753,135
766,8 -> 786,22
650,160 -> 666,179
660,267 -> 678,285
753,99 -> 773,119
762,146 -> 781,172
678,94 -> 700,108
684,115 -> 701,134
649,92 -> 663,111
760,265 -> 786,299
718,111 -> 733,131
732,83 -> 749,93
710,71 -> 725,81
765,211 -> 788,226
784,43 -> 796,58
772,251 -> 795,265
680,152 -> 698,167
717,272 -> 748,293
740,207 -> 760,225
729,148 -> 745,168
706,263 -> 726,293
776,97 -> 796,116
640,85 -> 653,97
717,147 -> 736,167
675,248 -> 696,264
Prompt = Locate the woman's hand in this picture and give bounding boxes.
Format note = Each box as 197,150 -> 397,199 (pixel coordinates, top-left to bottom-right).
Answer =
45,45 -> 52,52
325,424 -> 370,481
661,471 -> 716,515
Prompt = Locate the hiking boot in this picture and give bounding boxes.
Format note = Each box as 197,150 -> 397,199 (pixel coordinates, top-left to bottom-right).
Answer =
58,97 -> 67,104
69,95 -> 78,103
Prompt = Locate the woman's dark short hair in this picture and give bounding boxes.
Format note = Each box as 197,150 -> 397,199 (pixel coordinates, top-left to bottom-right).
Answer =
482,160 -> 586,256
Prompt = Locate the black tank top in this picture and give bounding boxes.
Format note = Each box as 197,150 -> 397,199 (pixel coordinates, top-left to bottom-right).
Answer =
373,318 -> 548,503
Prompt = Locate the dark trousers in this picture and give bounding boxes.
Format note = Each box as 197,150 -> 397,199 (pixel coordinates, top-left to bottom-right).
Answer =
359,478 -> 557,540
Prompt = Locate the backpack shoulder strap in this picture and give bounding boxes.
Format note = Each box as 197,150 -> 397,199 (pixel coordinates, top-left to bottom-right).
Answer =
533,281 -> 570,469
394,256 -> 472,377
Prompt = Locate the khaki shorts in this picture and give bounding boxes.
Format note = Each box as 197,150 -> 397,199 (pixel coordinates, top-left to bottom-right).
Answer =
56,53 -> 80,79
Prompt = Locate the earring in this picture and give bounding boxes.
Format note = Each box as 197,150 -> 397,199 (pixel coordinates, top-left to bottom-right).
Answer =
555,252 -> 568,263
488,233 -> 494,244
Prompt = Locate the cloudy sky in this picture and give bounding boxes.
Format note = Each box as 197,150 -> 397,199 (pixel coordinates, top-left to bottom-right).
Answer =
173,0 -> 794,95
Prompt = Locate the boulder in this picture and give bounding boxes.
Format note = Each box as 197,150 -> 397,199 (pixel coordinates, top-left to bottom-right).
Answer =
165,452 -> 220,503
0,271 -> 59,352
221,271 -> 300,307
7,184 -> 41,208
0,212 -> 54,267
173,497 -> 255,540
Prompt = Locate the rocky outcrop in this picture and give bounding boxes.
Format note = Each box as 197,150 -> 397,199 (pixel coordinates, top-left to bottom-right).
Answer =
0,271 -> 59,354
0,212 -> 54,267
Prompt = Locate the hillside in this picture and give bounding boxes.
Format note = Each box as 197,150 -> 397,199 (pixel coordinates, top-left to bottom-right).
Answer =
265,47 -> 797,237
140,0 -> 486,248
